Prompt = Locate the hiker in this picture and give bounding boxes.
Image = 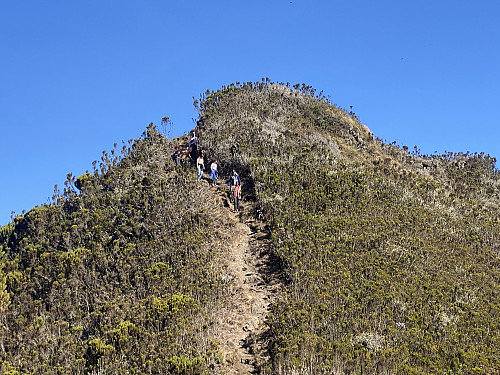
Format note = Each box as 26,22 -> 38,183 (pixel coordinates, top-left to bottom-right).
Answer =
171,150 -> 181,165
196,153 -> 204,180
228,169 -> 241,212
189,132 -> 198,158
233,183 -> 241,212
210,160 -> 219,186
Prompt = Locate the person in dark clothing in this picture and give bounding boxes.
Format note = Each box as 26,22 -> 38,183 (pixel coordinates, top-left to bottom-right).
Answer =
188,132 -> 198,148
228,169 -> 241,188
189,132 -> 198,159
233,183 -> 241,212
171,150 -> 181,165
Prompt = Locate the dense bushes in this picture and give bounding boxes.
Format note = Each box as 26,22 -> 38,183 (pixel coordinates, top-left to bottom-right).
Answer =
0,125 -> 233,374
1,80 -> 499,374
198,81 -> 500,374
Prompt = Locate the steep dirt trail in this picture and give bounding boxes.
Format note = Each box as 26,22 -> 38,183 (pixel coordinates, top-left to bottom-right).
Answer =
210,188 -> 279,374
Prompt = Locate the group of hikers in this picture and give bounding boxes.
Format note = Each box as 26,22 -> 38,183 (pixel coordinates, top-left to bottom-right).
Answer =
172,132 -> 242,212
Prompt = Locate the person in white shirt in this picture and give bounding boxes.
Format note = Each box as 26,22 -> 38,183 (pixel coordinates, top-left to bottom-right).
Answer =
196,154 -> 204,180
210,160 -> 218,186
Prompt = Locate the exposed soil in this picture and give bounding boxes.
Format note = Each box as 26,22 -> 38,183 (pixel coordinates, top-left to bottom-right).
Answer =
208,185 -> 280,374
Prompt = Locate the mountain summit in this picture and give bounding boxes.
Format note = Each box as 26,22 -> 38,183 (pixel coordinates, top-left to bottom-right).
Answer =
1,81 -> 499,374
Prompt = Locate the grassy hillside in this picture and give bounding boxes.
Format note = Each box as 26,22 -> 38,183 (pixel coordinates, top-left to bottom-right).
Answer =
197,81 -> 500,374
1,80 -> 499,374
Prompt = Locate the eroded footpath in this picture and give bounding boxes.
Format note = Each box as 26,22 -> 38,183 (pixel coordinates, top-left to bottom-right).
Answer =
209,188 -> 280,374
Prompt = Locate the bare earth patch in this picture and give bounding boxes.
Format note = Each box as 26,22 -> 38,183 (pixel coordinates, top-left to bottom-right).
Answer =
209,188 -> 280,374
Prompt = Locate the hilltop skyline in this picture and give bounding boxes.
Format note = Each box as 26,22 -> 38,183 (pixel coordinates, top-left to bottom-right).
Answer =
1,0 -> 500,225
2,75 -> 499,374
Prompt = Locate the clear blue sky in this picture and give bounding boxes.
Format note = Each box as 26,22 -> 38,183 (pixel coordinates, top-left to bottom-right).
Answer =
1,0 -> 499,225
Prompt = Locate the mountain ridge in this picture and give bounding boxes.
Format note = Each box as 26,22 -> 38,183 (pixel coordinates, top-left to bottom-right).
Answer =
1,81 -> 499,374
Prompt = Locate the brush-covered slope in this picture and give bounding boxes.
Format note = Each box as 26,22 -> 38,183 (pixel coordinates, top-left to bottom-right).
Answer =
197,81 -> 500,374
1,80 -> 499,375
0,127 -> 237,374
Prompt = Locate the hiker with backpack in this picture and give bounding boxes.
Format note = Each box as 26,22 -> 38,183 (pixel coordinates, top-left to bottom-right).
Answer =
210,160 -> 219,186
228,169 -> 241,212
189,132 -> 199,160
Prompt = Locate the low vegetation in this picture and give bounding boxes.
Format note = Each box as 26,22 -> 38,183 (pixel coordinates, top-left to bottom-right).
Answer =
0,127 -> 235,374
1,79 -> 499,374
198,80 -> 500,374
